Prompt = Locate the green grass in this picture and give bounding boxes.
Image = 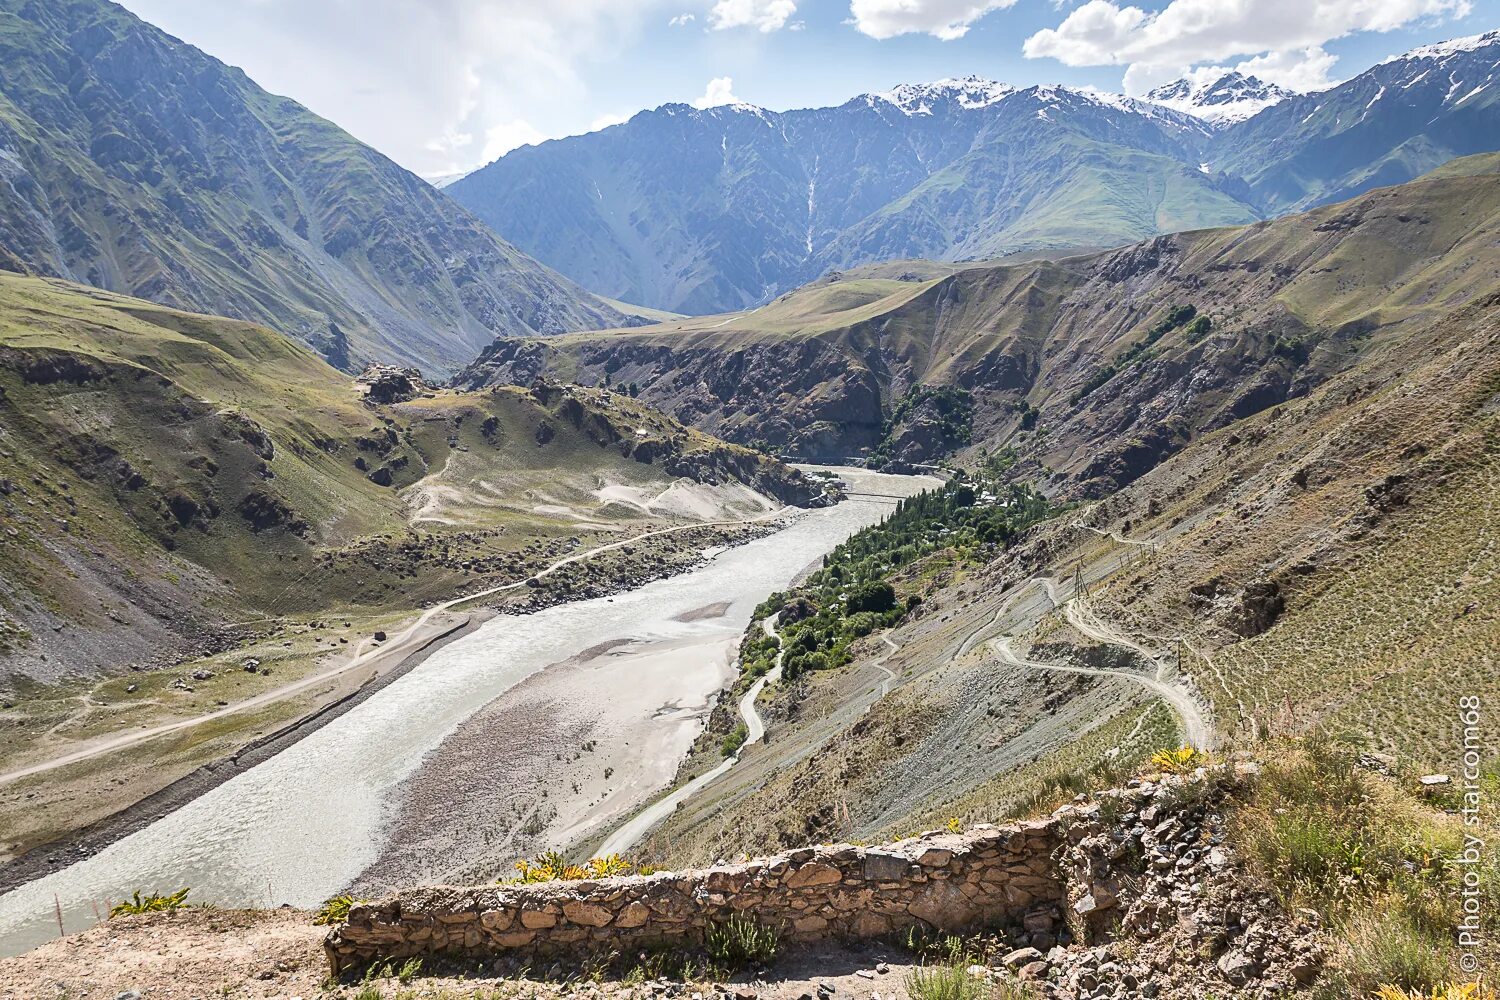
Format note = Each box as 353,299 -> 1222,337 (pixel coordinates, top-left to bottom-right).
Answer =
1232,738 -> 1494,996
704,915 -> 780,970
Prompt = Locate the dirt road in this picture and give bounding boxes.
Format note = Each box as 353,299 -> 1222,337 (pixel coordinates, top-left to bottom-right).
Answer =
0,509 -> 793,789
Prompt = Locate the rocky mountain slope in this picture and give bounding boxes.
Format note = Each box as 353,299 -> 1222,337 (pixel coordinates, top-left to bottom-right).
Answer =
448,33 -> 1500,314
447,81 -> 1252,314
599,162 -> 1499,996
1210,29 -> 1500,213
0,0 -> 639,374
1146,72 -> 1295,126
0,274 -> 819,688
459,153 -> 1500,498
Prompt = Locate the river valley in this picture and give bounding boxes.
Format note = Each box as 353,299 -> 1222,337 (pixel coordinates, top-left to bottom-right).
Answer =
0,468 -> 934,957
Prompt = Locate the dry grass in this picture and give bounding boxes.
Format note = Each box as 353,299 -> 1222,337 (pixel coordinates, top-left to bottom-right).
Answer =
1231,738 -> 1499,997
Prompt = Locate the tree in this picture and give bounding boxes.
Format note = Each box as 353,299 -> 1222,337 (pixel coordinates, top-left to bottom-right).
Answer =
846,580 -> 896,614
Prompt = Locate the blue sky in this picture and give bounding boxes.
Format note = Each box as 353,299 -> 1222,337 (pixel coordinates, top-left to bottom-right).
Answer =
117,0 -> 1496,180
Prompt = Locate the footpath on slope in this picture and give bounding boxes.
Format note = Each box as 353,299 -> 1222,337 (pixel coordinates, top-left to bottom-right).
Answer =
0,508 -> 795,789
961,544 -> 1213,749
596,605 -> 909,858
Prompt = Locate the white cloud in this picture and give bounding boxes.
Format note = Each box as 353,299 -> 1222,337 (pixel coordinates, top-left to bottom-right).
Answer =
1025,0 -> 1471,94
668,12 -> 695,26
692,76 -> 742,108
848,0 -> 1019,41
709,0 -> 798,32
1123,46 -> 1340,96
589,111 -> 633,130
116,0 -> 669,177
482,119 -> 550,160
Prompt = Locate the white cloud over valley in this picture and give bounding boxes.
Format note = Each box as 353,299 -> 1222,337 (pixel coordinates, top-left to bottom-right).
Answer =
847,0 -> 1019,41
1025,0 -> 1472,94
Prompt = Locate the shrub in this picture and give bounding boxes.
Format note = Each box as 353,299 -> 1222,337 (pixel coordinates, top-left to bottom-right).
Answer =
904,961 -> 991,1000
110,888 -> 192,917
1376,985 -> 1496,1000
722,722 -> 749,757
1344,909 -> 1451,995
313,893 -> 361,926
705,915 -> 779,969
1149,744 -> 1206,774
508,851 -> 656,883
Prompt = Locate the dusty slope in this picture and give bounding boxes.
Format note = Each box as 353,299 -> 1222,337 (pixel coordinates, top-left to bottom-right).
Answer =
617,159 -> 1500,869
0,274 -> 820,690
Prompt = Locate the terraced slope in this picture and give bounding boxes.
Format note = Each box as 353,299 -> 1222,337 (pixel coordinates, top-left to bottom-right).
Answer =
625,165 -> 1500,879
462,155 -> 1500,499
0,0 -> 636,374
0,274 -> 818,688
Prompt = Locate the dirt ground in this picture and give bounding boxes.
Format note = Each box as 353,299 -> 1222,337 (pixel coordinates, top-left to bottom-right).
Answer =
0,909 -> 927,1000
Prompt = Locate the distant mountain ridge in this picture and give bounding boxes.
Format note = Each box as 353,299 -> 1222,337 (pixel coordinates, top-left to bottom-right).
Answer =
0,0 -> 635,374
448,30 -> 1500,315
449,80 -> 1248,314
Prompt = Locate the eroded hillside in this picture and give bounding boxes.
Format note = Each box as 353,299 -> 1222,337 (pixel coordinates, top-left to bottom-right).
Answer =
462,154 -> 1500,505
0,274 -> 820,690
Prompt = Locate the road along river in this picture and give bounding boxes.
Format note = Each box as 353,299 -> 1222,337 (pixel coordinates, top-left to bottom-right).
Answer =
0,467 -> 934,957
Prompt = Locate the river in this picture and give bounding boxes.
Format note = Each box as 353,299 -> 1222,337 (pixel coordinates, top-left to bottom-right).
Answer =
0,467 -> 933,956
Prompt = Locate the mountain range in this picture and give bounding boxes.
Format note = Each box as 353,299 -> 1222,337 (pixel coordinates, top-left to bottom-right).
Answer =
459,152 -> 1500,493
0,0 -> 642,375
448,31 -> 1500,315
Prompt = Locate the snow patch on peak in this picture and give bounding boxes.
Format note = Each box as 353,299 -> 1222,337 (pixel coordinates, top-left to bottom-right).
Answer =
1146,72 -> 1295,126
868,75 -> 1015,115
1391,30 -> 1500,64
1017,84 -> 1209,133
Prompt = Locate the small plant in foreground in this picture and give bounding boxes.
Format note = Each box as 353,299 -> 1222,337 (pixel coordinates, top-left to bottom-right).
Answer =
705,915 -> 780,969
395,957 -> 423,985
110,887 -> 192,917
1150,744 -> 1205,774
904,961 -> 993,1000
1376,984 -> 1497,1000
508,851 -> 657,883
313,893 -> 362,925
945,816 -> 963,834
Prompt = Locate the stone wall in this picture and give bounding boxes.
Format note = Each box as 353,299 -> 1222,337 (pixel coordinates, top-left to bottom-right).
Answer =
325,818 -> 1066,973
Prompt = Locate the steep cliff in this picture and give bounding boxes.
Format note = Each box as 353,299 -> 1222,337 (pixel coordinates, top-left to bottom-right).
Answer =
459,155 -> 1500,497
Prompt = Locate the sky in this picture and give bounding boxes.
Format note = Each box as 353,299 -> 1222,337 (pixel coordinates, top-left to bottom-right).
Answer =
116,0 -> 1496,181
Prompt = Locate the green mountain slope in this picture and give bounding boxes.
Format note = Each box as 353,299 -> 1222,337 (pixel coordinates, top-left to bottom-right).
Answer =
0,0 -> 635,374
1211,30 -> 1500,213
448,85 -> 1254,315
460,154 -> 1500,497
0,274 -> 818,688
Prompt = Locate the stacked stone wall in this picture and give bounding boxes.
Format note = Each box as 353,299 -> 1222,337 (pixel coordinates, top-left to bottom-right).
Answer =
326,818 -> 1066,972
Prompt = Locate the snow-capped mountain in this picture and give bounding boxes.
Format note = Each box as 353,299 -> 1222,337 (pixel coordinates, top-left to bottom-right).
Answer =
1212,29 -> 1500,212
1147,72 -> 1296,126
866,75 -> 1014,115
445,31 -> 1500,314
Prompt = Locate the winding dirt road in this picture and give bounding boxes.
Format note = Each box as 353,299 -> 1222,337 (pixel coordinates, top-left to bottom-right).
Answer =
595,609 -> 814,857
975,576 -> 1212,748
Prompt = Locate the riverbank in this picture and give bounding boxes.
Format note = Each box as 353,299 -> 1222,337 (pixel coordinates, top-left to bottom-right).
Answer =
0,518 -> 783,898
0,470 -> 931,958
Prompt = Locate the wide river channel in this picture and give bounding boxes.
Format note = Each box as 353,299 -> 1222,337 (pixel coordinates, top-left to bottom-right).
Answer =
0,467 -> 934,956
